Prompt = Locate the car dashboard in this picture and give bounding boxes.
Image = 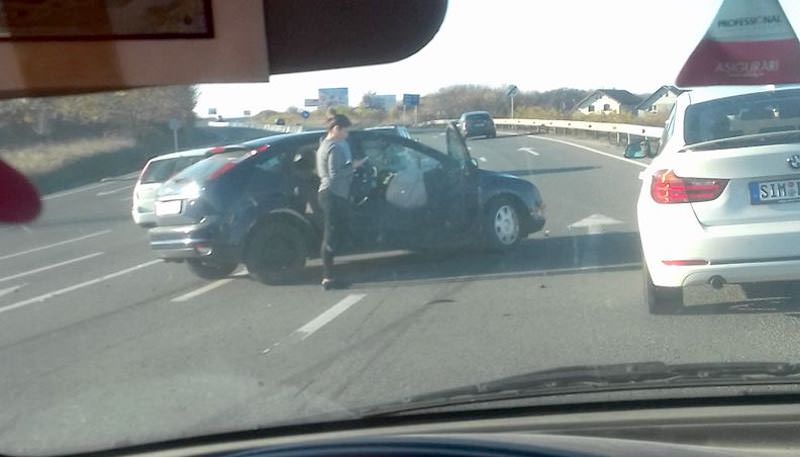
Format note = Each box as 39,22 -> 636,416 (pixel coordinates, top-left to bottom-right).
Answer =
100,399 -> 800,457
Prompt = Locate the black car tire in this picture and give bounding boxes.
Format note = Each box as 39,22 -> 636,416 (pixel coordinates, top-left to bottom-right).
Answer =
245,222 -> 306,285
186,259 -> 238,280
488,130 -> 496,138
644,264 -> 683,314
484,198 -> 522,250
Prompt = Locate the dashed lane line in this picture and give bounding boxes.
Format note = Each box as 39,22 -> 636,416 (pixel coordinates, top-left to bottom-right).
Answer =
0,230 -> 112,261
0,259 -> 162,315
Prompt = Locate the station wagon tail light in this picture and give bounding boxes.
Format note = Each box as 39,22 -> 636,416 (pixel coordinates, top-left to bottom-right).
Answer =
256,144 -> 270,153
651,169 -> 728,204
207,146 -> 226,154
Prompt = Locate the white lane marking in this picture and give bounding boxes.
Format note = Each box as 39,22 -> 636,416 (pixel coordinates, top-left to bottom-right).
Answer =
172,278 -> 235,302
528,136 -> 647,168
97,185 -> 133,197
0,259 -> 162,315
0,252 -> 103,283
0,230 -> 112,261
102,171 -> 138,181
478,157 -> 488,163
0,283 -> 26,298
120,196 -> 133,202
170,269 -> 248,302
518,147 -> 539,156
42,182 -> 113,200
295,294 -> 366,340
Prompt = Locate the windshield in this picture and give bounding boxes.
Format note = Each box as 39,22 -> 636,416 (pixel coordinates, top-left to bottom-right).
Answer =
684,89 -> 800,145
4,0 -> 800,455
465,113 -> 491,121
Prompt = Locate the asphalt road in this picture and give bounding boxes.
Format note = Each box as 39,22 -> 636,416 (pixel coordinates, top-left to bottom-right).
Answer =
2,131 -> 800,455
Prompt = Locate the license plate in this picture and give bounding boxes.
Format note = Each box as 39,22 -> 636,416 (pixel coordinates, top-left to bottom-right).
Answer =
155,200 -> 182,216
749,178 -> 800,204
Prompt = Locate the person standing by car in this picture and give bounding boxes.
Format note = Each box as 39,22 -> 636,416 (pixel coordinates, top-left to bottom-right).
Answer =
316,109 -> 362,290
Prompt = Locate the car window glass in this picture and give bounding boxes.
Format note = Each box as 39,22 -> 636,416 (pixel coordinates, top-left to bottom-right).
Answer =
684,89 -> 800,145
140,159 -> 175,184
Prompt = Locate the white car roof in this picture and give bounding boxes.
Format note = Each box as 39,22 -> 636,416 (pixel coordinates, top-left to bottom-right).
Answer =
147,147 -> 211,163
683,84 -> 800,105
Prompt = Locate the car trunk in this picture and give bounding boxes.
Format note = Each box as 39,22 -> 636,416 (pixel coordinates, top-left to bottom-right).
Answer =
672,143 -> 800,226
155,153 -> 245,226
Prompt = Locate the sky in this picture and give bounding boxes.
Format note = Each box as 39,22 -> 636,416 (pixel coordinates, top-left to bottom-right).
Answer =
194,0 -> 800,117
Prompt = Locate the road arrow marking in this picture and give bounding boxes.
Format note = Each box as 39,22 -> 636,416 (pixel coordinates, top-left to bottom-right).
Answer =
518,147 -> 539,156
568,214 -> 623,235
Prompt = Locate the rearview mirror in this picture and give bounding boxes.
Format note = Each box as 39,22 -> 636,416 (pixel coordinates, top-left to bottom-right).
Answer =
624,142 -> 647,159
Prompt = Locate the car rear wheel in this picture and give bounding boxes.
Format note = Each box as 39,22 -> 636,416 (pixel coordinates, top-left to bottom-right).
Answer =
245,222 -> 306,285
186,259 -> 238,280
644,264 -> 683,314
485,198 -> 521,250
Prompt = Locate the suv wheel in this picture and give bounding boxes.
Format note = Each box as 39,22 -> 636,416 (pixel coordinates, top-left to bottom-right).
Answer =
186,259 -> 238,280
245,222 -> 306,285
485,198 -> 521,250
644,264 -> 683,314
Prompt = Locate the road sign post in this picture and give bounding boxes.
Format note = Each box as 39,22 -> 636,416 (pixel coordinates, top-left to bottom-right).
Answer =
402,94 -> 420,126
506,85 -> 519,119
168,118 -> 183,152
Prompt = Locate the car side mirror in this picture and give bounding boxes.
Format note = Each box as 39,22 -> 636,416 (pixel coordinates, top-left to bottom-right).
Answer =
623,143 -> 647,159
470,158 -> 480,169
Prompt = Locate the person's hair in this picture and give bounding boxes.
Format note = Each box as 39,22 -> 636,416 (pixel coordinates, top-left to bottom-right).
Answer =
325,108 -> 352,131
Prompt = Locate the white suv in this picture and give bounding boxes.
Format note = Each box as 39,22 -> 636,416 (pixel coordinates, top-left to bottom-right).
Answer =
627,85 -> 800,314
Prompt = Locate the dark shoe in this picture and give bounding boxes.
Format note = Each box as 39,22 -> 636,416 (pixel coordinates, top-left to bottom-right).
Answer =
321,278 -> 351,290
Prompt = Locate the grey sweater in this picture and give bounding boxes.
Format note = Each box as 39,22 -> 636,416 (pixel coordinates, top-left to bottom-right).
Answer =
316,138 -> 354,198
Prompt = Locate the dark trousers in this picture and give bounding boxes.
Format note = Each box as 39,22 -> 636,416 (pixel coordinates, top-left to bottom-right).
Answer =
318,189 -> 351,279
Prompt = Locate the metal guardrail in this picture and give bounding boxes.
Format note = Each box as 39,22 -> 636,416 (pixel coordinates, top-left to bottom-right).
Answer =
263,124 -> 304,134
494,118 -> 663,139
420,118 -> 664,139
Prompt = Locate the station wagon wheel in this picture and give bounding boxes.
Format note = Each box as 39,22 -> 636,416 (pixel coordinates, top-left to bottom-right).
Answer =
245,222 -> 306,285
485,198 -> 521,250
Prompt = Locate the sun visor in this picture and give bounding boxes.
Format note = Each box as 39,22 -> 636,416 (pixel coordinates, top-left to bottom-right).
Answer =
0,0 -> 270,98
676,0 -> 800,86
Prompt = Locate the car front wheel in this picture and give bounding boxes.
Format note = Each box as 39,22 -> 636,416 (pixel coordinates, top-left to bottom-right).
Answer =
245,222 -> 307,285
644,264 -> 683,314
485,198 -> 521,250
186,259 -> 238,280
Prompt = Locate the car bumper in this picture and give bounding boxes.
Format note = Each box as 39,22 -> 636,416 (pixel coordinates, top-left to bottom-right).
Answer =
520,202 -> 546,235
148,221 -> 227,261
641,213 -> 800,287
656,260 -> 800,288
132,209 -> 156,226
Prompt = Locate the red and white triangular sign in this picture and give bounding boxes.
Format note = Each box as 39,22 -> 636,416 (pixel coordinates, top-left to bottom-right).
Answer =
676,0 -> 800,86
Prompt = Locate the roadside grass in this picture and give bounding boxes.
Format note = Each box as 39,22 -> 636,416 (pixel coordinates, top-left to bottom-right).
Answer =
1,136 -> 136,176
0,126 -> 275,195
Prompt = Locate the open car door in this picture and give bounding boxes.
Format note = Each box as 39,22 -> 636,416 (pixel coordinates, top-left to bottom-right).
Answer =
442,123 -> 480,234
